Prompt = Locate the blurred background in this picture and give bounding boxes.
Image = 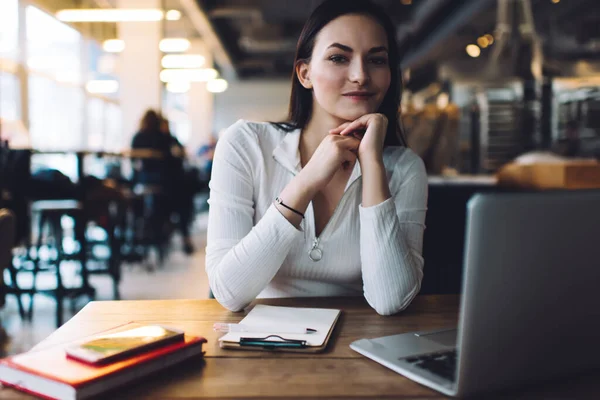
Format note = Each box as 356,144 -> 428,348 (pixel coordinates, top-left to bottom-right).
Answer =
2,0 -> 600,355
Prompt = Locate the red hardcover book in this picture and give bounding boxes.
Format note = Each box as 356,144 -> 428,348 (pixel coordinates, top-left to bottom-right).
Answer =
0,323 -> 207,400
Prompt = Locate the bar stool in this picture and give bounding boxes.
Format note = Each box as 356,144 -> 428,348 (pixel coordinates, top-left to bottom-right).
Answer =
0,208 -> 27,321
25,200 -> 95,326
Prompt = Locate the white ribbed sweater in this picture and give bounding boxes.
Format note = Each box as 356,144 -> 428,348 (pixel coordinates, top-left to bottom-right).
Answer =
205,120 -> 428,315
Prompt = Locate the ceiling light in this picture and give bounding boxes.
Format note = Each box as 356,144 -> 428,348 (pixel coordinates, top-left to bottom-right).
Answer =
166,82 -> 190,93
159,68 -> 218,82
56,9 -> 164,22
86,80 -> 119,94
551,0 -> 560,3
466,44 -> 481,58
401,0 -> 412,4
484,34 -> 494,45
161,54 -> 205,69
165,10 -> 182,20
159,38 -> 191,53
103,39 -> 125,53
207,79 -> 228,93
477,37 -> 489,48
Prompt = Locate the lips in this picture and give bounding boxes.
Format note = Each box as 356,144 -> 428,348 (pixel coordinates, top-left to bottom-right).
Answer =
343,91 -> 374,97
343,91 -> 375,101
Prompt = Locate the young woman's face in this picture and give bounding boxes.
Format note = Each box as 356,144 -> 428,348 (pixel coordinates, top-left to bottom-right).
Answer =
302,14 -> 391,123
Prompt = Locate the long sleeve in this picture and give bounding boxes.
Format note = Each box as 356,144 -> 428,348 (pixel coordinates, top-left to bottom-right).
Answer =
359,155 -> 428,315
205,122 -> 303,311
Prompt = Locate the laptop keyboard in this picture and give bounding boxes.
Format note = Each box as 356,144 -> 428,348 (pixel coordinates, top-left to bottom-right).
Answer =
404,349 -> 457,382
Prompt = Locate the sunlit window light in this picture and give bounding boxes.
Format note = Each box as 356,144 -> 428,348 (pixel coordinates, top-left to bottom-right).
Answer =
159,68 -> 218,82
159,38 -> 191,53
166,82 -> 191,93
207,79 -> 228,93
166,10 -> 182,21
86,80 -> 119,94
161,54 -> 205,69
466,44 -> 481,58
56,9 -> 164,22
103,39 -> 125,53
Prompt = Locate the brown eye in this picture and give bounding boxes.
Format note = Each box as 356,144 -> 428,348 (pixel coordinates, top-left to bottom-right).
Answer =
369,57 -> 388,65
329,55 -> 348,64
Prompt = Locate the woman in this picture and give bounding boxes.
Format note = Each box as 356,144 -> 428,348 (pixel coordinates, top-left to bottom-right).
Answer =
131,109 -> 172,185
206,0 -> 427,315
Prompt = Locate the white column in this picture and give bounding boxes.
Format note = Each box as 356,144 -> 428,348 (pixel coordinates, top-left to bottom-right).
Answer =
186,39 -> 214,156
17,0 -> 29,130
117,0 -> 162,149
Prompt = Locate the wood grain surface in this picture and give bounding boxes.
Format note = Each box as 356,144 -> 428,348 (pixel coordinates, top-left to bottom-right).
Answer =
1,295 -> 598,399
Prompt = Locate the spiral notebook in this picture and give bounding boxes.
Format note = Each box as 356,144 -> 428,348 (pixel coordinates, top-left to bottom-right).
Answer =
218,305 -> 341,353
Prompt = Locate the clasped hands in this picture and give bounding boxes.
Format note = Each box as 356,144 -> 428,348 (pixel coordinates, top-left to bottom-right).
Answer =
301,113 -> 388,190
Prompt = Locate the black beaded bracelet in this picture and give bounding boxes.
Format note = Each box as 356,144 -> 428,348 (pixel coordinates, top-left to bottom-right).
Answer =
275,196 -> 304,219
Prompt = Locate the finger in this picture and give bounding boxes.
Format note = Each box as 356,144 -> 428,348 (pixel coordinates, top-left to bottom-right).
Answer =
336,136 -> 361,151
329,122 -> 351,135
351,128 -> 366,140
338,117 -> 370,136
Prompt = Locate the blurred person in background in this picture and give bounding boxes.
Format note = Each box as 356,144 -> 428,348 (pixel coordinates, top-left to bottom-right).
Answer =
131,110 -> 195,255
131,109 -> 172,185
159,114 -> 195,255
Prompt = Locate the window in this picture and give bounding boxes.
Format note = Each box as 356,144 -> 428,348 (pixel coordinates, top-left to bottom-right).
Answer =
87,97 -> 105,150
166,111 -> 191,145
29,75 -> 84,151
0,72 -> 20,120
88,41 -> 119,100
0,0 -> 19,61
163,87 -> 190,144
104,103 -> 122,152
26,6 -> 82,84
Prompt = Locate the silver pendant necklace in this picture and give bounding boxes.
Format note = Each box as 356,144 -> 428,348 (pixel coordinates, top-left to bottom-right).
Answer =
308,238 -> 322,262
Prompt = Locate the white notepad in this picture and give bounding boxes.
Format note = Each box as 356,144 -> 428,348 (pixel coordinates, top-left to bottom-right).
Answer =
219,305 -> 341,349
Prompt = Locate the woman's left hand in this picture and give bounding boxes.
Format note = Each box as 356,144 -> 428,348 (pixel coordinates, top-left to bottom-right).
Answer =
329,113 -> 388,164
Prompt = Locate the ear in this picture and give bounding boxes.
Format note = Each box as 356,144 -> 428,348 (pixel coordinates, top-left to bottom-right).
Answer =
296,60 -> 312,89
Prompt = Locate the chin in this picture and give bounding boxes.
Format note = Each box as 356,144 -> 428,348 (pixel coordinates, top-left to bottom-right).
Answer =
334,108 -> 377,122
338,99 -> 381,119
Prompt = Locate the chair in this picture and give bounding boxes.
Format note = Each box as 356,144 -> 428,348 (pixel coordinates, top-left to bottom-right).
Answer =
0,209 -> 16,308
13,200 -> 96,326
0,209 -> 26,319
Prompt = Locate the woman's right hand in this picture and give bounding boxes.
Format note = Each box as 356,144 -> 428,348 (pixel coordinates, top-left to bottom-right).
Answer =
300,133 -> 361,190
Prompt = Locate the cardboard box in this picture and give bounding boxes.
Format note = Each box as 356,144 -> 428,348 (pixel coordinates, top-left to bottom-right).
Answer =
497,160 -> 600,189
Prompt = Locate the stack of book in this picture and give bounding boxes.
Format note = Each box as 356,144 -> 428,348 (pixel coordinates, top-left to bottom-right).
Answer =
0,323 -> 207,400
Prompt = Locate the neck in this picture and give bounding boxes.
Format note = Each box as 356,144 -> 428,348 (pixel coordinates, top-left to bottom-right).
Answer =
300,105 -> 347,166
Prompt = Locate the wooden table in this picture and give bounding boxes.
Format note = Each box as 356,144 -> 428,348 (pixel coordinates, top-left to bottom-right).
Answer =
1,295 -> 599,399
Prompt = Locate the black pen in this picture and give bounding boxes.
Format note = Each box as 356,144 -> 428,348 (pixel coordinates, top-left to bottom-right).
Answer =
240,335 -> 308,348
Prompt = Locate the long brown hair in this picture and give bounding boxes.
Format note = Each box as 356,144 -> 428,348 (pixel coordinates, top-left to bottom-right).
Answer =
139,109 -> 161,132
273,0 -> 405,147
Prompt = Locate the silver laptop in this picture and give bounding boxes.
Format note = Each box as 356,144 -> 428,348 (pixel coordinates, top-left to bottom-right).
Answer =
350,191 -> 600,397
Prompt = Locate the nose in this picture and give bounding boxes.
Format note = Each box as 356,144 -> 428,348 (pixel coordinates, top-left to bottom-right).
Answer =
348,58 -> 369,86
